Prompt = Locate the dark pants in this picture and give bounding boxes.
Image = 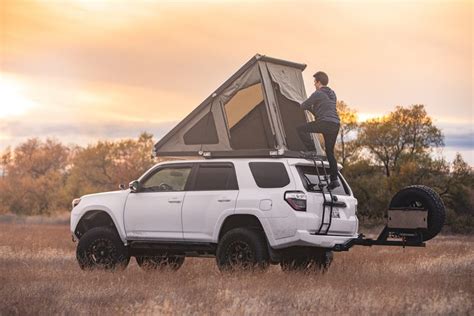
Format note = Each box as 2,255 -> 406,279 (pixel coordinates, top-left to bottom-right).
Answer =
297,121 -> 340,181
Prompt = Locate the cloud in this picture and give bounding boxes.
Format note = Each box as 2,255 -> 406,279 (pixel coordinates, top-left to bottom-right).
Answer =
0,119 -> 177,149
444,132 -> 474,149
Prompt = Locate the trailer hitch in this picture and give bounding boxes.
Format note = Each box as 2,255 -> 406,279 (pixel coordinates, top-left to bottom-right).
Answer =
333,229 -> 426,252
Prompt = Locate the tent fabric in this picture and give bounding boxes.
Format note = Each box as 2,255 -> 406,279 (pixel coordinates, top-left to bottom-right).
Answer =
266,63 -> 307,104
153,54 -> 325,157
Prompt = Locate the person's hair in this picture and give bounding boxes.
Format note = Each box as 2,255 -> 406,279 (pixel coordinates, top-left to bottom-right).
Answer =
313,71 -> 329,86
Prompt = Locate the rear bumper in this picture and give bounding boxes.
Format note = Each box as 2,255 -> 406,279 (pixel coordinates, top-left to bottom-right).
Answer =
270,230 -> 359,249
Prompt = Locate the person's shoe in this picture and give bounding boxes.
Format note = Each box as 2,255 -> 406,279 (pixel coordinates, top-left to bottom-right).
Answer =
327,179 -> 340,190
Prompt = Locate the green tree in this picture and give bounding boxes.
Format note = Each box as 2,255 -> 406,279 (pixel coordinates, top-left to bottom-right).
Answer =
358,105 -> 443,177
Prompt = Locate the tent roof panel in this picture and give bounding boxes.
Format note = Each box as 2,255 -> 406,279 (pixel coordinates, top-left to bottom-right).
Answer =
154,54 -> 306,154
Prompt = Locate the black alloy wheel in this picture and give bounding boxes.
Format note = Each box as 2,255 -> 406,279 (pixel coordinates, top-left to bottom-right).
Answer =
216,228 -> 269,272
76,227 -> 130,270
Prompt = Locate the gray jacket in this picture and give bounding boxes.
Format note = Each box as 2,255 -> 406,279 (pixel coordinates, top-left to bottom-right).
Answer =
300,86 -> 340,124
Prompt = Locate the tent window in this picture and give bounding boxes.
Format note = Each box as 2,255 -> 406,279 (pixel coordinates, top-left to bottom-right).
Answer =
224,83 -> 273,149
183,112 -> 219,145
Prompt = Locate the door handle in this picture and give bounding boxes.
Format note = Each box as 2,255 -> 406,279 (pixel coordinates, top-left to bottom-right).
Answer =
218,199 -> 231,202
168,199 -> 182,204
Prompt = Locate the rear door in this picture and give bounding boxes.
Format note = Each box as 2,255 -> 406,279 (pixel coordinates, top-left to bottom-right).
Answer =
295,165 -> 357,236
181,162 -> 239,241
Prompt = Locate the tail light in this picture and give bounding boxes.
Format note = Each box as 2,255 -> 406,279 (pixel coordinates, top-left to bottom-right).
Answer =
284,191 -> 307,212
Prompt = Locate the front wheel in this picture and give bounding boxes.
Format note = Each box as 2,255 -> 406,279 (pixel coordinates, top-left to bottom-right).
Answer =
216,228 -> 269,272
76,227 -> 130,270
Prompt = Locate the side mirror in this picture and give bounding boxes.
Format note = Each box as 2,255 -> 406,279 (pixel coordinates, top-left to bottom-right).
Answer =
129,180 -> 141,192
119,184 -> 126,190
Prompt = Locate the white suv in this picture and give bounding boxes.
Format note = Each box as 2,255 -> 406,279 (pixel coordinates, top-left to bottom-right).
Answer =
71,158 -> 358,272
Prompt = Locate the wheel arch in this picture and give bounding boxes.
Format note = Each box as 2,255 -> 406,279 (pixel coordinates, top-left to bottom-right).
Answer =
74,209 -> 123,241
217,214 -> 268,241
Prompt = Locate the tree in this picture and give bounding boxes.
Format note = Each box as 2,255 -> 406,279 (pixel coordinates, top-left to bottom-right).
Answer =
0,139 -> 70,215
65,132 -> 156,200
358,105 -> 443,177
336,101 -> 359,167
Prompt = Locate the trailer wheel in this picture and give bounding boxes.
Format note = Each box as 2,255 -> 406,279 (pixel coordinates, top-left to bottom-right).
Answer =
389,185 -> 445,241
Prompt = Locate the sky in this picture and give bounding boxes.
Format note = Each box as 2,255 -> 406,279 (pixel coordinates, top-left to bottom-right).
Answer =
0,0 -> 473,164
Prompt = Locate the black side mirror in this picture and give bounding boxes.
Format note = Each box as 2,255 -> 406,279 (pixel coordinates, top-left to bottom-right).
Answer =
129,180 -> 141,192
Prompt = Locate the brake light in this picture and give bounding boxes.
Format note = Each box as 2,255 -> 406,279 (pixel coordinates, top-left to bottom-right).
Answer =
284,191 -> 307,212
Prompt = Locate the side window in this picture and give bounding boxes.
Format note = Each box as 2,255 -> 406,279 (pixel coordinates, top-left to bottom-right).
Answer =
193,164 -> 238,191
142,167 -> 192,192
249,162 -> 290,188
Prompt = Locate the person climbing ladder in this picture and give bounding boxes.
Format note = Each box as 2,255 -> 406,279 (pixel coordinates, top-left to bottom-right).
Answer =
297,71 -> 341,190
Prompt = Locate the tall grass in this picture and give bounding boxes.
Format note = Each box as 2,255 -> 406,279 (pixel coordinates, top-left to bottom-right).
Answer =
0,223 -> 473,315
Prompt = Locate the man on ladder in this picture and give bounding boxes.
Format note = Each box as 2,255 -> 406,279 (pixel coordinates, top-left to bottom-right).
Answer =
297,71 -> 341,190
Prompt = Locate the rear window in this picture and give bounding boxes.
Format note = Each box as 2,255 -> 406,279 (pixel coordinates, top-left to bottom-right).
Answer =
296,165 -> 349,196
249,162 -> 290,188
193,164 -> 238,191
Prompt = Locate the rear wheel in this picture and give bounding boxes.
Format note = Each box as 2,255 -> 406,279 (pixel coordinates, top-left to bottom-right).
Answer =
76,227 -> 130,270
216,228 -> 269,272
280,249 -> 333,273
389,185 -> 445,241
136,254 -> 185,271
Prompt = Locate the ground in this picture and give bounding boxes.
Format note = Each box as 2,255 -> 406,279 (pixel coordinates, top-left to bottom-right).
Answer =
0,223 -> 473,315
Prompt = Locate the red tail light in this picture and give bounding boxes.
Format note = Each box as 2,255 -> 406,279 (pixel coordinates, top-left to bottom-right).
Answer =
284,191 -> 307,212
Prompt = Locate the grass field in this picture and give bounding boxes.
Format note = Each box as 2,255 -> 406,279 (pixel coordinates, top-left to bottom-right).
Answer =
0,223 -> 473,315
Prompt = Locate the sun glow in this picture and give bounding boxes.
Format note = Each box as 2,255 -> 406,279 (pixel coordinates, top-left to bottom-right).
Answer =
0,75 -> 37,118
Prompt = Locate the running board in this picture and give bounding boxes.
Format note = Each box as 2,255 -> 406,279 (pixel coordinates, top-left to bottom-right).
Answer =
128,240 -> 217,256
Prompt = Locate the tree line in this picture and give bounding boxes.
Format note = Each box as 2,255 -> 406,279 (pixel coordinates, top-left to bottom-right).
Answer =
0,104 -> 472,233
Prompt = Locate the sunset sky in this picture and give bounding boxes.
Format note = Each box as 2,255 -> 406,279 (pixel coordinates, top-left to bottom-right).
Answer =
1,0 -> 472,164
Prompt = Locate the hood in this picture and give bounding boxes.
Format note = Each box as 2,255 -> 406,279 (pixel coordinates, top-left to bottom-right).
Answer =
320,86 -> 337,101
82,190 -> 128,199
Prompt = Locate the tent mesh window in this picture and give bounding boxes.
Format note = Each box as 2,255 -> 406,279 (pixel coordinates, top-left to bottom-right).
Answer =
224,83 -> 274,150
183,112 -> 219,145
273,85 -> 307,151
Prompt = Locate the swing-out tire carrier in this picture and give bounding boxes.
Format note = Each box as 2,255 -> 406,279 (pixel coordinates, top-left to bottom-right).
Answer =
333,234 -> 426,252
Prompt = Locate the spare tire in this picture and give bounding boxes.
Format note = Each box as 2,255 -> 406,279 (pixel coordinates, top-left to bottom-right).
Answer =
389,185 -> 445,241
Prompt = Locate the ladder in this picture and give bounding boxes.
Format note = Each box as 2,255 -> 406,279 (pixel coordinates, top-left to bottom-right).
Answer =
300,153 -> 334,235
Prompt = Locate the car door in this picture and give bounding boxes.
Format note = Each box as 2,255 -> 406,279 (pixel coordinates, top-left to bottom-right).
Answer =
181,162 -> 239,242
124,164 -> 193,240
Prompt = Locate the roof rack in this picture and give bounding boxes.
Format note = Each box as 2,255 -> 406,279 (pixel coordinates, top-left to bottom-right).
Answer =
154,149 -> 327,160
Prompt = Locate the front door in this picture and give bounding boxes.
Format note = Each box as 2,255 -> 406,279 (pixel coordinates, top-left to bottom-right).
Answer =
124,164 -> 193,240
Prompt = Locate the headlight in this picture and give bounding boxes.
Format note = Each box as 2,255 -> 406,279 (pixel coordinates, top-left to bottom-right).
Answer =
72,198 -> 81,208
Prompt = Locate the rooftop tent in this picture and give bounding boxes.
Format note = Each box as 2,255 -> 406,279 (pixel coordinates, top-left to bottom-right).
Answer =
153,54 -> 324,158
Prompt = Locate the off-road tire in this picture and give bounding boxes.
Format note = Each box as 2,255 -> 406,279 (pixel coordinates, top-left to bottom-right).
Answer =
216,228 -> 269,272
389,185 -> 445,241
76,227 -> 130,270
136,255 -> 185,271
280,249 -> 333,273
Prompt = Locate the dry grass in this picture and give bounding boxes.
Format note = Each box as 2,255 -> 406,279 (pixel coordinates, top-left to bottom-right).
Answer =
0,223 -> 473,315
